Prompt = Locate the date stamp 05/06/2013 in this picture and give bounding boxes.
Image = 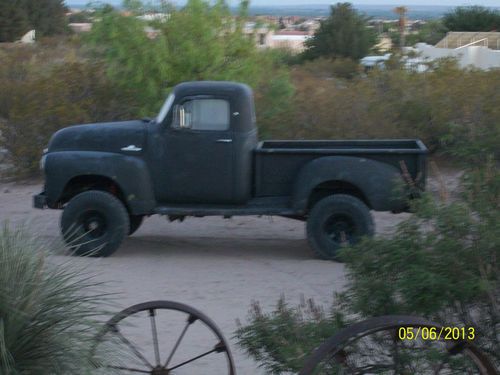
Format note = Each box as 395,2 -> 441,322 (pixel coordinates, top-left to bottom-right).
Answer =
398,326 -> 476,341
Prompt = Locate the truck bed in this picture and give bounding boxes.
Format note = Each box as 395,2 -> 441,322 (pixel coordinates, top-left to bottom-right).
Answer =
254,139 -> 427,197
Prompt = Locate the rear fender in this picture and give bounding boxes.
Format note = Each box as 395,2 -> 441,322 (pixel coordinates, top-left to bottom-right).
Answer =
292,156 -> 407,212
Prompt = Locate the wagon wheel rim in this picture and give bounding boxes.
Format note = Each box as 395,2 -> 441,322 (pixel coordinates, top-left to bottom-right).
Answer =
93,300 -> 236,375
298,315 -> 498,375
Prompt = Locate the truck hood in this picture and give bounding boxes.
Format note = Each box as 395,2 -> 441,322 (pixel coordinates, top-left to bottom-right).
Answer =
48,120 -> 146,154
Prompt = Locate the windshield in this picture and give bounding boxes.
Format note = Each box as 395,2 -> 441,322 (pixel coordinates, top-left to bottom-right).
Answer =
156,94 -> 175,124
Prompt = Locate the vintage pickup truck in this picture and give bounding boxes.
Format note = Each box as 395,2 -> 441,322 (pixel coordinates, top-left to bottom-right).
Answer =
34,81 -> 427,259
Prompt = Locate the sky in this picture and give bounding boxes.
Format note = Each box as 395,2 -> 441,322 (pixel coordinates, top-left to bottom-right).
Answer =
66,0 -> 500,5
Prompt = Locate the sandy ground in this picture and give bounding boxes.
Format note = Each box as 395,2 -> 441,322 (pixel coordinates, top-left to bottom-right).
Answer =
0,168 -> 460,374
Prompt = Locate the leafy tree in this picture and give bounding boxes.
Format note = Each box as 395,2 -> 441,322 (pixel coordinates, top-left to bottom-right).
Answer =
303,2 -> 376,61
406,19 -> 449,46
0,0 -> 67,42
443,6 -> 500,31
0,0 -> 29,42
85,8 -> 170,115
24,0 -> 67,36
86,0 -> 293,123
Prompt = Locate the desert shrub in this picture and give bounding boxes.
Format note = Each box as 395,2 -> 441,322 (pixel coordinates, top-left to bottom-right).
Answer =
236,297 -> 347,374
0,42 -> 135,176
236,161 -> 500,372
0,224 -> 114,374
274,59 -> 500,158
330,57 -> 361,79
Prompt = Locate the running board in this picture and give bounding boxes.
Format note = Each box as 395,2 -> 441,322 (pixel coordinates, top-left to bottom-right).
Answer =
154,197 -> 298,217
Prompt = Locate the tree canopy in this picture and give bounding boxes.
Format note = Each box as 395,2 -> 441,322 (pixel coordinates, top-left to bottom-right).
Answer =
0,0 -> 67,42
303,2 -> 376,61
86,0 -> 293,123
443,6 -> 500,32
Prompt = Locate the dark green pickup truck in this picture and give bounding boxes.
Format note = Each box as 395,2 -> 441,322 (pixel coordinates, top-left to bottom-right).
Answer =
34,81 -> 427,259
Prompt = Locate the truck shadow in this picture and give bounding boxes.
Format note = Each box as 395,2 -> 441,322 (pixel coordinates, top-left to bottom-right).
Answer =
117,236 -> 314,261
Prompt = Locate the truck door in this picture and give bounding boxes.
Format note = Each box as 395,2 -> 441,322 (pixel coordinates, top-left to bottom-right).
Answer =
162,96 -> 234,203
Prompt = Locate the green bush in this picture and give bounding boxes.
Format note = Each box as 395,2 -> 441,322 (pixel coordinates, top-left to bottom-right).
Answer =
236,161 -> 500,372
0,224 -> 114,374
236,297 -> 347,374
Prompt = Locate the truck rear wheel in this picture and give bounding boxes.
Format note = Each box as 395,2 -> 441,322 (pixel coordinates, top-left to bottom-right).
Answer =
307,194 -> 374,260
61,190 -> 129,257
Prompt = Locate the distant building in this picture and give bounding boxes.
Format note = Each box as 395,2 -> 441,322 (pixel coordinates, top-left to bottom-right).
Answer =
244,23 -> 311,52
144,26 -> 160,39
436,32 -> 500,50
269,30 -> 311,52
360,54 -> 391,70
137,13 -> 170,22
374,36 -> 392,53
69,23 -> 92,33
408,42 -> 500,70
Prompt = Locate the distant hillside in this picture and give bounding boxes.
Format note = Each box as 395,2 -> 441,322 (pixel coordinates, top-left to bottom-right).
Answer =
65,2 -> 499,20
246,4 -> 456,19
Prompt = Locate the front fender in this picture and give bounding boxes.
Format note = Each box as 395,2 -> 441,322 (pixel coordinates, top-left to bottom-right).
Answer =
292,156 -> 407,212
45,151 -> 155,214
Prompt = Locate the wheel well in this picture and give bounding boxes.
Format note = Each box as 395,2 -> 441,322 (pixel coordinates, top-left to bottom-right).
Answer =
59,175 -> 127,209
308,181 -> 370,210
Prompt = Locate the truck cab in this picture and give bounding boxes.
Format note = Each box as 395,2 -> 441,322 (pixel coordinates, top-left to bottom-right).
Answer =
149,82 -> 257,204
34,81 -> 428,259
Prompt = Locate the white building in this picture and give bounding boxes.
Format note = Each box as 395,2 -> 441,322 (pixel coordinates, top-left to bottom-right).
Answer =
408,42 -> 500,70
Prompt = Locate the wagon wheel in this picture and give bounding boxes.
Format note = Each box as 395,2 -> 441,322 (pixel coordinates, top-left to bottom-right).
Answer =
93,301 -> 236,374
299,315 -> 498,375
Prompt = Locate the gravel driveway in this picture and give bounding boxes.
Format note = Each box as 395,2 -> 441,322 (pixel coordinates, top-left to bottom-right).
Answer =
1,182 -> 417,374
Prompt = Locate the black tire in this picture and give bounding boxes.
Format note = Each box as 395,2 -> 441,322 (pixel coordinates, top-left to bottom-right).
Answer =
128,215 -> 144,235
306,194 -> 374,260
61,190 -> 129,257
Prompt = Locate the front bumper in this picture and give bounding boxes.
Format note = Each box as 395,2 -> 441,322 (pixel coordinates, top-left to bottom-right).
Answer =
33,192 -> 47,209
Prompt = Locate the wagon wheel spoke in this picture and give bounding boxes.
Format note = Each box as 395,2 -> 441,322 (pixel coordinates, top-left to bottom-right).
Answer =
164,313 -> 197,367
96,301 -> 236,375
168,341 -> 226,371
149,308 -> 161,366
112,325 -> 154,369
107,365 -> 151,373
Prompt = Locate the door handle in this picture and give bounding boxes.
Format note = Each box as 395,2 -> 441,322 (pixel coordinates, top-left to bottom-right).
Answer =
216,139 -> 232,143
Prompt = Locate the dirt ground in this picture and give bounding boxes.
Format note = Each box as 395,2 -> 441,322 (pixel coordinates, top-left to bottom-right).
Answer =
0,166 -> 461,374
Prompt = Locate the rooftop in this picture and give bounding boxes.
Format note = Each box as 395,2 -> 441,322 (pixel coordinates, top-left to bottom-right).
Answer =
436,32 -> 500,50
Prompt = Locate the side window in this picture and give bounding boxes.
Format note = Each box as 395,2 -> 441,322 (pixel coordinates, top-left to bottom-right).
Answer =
173,99 -> 230,131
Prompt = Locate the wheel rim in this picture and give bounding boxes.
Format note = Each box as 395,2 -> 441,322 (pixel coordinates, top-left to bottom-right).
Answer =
79,210 -> 107,239
93,301 -> 236,375
299,316 -> 497,375
323,213 -> 357,246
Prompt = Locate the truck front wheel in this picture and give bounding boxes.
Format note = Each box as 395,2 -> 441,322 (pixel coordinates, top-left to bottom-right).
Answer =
307,194 -> 374,260
61,190 -> 130,257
